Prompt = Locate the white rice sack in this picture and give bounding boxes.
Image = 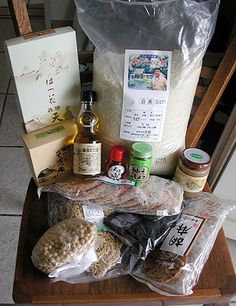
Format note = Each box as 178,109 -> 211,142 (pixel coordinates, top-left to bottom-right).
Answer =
93,51 -> 202,176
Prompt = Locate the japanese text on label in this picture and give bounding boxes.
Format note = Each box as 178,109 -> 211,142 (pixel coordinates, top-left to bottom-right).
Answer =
160,213 -> 205,256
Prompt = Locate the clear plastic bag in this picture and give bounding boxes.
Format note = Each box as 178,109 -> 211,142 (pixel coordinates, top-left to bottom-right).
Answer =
47,192 -> 113,228
46,193 -> 122,280
103,211 -> 182,271
48,231 -> 123,283
74,0 -> 220,176
31,218 -> 97,275
43,174 -> 183,216
127,192 -> 235,296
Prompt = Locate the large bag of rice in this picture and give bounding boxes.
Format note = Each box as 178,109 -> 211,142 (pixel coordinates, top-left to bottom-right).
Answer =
75,0 -> 220,176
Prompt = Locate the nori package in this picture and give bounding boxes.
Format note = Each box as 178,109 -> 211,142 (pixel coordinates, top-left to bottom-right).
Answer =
104,211 -> 182,272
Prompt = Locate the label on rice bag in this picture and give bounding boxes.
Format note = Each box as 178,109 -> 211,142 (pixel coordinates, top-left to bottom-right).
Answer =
120,49 -> 172,142
160,213 -> 205,256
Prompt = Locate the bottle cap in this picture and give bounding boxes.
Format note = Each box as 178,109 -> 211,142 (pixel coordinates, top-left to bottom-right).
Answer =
182,148 -> 211,171
109,146 -> 126,162
131,142 -> 153,159
82,90 -> 97,103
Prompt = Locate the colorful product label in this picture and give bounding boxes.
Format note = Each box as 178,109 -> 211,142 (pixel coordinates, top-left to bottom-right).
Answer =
174,166 -> 208,193
128,156 -> 152,183
120,49 -> 172,142
73,143 -> 101,175
37,144 -> 72,186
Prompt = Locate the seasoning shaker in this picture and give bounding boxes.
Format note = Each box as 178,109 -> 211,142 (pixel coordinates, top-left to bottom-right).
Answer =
128,142 -> 153,184
173,148 -> 211,197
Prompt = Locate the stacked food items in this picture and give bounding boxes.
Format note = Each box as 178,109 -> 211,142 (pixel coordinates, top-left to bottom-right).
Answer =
6,53 -> 233,294
25,99 -> 233,294
5,3 -> 234,295
34,115 -> 232,294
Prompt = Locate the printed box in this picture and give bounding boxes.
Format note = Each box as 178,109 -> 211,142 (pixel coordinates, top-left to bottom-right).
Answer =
5,27 -> 81,132
22,120 -> 78,187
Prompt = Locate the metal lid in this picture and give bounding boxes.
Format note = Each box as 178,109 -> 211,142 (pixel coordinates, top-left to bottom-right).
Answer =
131,142 -> 153,159
182,148 -> 211,170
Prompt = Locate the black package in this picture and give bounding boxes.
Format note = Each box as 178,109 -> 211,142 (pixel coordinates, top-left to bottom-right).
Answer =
104,211 -> 182,271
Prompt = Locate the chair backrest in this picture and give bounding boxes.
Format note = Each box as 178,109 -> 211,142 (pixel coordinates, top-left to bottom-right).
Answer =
186,34 -> 236,147
7,0 -> 236,149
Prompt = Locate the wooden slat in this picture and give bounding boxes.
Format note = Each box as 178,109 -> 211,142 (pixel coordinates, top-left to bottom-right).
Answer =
78,51 -> 94,64
186,33 -> 236,148
195,85 -> 208,99
7,0 -> 32,36
200,66 -> 216,80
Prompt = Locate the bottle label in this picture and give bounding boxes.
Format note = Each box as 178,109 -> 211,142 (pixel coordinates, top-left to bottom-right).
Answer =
174,166 -> 208,193
120,49 -> 172,142
73,143 -> 101,175
128,156 -> 152,183
108,165 -> 125,180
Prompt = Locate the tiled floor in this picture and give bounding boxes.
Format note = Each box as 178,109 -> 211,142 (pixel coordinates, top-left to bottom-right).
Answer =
0,2 -> 42,303
0,2 -> 236,305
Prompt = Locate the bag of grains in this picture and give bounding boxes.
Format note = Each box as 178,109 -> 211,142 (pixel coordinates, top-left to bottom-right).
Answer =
31,218 -> 97,275
74,0 -> 220,176
46,192 -> 123,281
126,193 -> 235,295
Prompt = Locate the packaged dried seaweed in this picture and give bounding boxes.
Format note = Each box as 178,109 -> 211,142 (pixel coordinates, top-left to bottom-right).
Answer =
104,211 -> 182,271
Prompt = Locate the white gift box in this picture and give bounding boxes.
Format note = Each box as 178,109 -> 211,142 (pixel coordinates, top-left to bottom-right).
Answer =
5,27 -> 81,132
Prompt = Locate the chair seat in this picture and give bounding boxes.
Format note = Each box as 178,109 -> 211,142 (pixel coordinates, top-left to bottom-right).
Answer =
13,179 -> 236,305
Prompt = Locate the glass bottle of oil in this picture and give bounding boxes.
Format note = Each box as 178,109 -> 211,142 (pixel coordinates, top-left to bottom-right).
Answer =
73,90 -> 101,176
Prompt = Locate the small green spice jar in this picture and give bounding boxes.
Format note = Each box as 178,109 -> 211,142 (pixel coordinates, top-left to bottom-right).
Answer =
128,142 -> 153,184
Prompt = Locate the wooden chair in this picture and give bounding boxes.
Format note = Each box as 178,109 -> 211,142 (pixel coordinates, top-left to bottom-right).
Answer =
7,0 -> 236,305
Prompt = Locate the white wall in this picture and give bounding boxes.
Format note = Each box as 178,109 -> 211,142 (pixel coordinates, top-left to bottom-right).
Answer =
213,146 -> 236,240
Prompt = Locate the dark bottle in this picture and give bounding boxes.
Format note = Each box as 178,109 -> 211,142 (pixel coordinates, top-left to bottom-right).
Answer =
73,90 -> 101,176
104,146 -> 126,180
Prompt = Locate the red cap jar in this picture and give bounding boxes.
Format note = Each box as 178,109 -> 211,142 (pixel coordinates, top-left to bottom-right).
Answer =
105,146 -> 126,180
109,146 -> 126,162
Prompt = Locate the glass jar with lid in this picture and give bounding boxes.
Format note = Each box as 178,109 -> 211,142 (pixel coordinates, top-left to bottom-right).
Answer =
173,148 -> 211,197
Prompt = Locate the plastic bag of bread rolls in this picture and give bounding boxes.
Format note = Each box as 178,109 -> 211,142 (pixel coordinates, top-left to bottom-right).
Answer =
31,218 -> 97,275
